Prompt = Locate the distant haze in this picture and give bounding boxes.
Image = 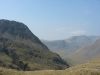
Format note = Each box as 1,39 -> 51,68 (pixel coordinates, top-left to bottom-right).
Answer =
0,0 -> 100,40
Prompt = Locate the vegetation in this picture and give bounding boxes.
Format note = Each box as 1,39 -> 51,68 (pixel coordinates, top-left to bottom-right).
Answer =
0,59 -> 100,75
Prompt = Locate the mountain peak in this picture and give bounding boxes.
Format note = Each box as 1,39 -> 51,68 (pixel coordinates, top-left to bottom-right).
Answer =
0,19 -> 44,44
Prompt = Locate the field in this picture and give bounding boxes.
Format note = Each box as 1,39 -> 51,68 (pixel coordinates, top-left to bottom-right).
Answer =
0,59 -> 100,75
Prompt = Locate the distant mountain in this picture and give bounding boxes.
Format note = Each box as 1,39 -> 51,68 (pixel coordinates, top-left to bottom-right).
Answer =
69,38 -> 100,65
0,19 -> 69,70
42,35 -> 98,58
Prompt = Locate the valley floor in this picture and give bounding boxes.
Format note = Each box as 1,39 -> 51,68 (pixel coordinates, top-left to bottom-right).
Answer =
1,59 -> 100,75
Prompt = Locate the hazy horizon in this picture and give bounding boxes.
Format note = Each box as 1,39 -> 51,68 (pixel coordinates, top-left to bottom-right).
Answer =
0,0 -> 100,40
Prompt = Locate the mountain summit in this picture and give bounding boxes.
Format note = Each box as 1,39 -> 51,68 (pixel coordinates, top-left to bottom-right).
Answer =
0,19 -> 69,70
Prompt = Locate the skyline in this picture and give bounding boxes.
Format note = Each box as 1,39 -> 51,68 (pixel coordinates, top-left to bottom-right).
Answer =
0,0 -> 100,40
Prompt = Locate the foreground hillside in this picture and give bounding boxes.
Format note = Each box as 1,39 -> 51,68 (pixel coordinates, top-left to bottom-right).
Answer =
0,19 -> 69,70
0,59 -> 100,75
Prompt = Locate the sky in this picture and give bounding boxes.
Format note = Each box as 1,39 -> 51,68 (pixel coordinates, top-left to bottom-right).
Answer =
0,0 -> 100,40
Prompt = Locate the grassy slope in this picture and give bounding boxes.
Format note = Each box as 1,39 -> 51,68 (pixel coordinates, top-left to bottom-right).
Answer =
0,59 -> 100,75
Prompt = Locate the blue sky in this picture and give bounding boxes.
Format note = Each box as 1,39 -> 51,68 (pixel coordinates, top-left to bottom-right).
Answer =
0,0 -> 100,40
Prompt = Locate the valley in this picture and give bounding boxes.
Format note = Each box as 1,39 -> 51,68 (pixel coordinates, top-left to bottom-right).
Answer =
0,0 -> 100,75
42,36 -> 100,65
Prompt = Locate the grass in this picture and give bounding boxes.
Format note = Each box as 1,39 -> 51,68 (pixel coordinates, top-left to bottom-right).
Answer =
0,68 -> 100,75
0,59 -> 100,75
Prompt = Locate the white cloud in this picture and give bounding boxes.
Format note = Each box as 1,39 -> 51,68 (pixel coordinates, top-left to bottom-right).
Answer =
70,30 -> 86,36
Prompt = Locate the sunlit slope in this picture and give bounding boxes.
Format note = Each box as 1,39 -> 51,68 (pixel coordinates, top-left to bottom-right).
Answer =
69,38 -> 100,65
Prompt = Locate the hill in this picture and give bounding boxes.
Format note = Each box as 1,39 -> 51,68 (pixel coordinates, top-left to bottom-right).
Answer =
0,19 -> 69,70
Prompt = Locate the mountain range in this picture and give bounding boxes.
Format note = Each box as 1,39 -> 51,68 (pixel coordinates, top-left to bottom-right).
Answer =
42,36 -> 99,57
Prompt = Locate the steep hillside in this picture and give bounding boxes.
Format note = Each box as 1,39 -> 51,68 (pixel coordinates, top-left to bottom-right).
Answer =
42,36 -> 98,58
69,38 -> 100,65
0,19 -> 69,70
